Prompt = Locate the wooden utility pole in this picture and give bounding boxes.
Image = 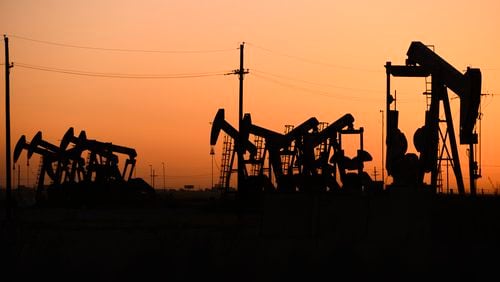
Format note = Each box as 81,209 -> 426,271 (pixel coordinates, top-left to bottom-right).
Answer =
162,162 -> 166,191
236,43 -> 248,192
152,169 -> 156,189
225,42 -> 249,191
17,164 -> 20,189
380,109 -> 384,188
237,42 -> 245,192
4,35 -> 13,219
210,147 -> 214,189
238,43 -> 245,136
149,164 -> 153,187
27,159 -> 30,188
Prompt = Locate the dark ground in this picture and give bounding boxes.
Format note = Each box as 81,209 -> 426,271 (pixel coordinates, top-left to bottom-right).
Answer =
1,189 -> 500,281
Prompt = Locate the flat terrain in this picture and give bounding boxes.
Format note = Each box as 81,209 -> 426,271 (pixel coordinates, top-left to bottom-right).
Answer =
1,189 -> 500,281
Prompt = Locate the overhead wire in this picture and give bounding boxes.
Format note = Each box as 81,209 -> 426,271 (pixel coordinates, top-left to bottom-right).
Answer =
7,35 -> 427,101
251,71 -> 382,101
246,42 -> 379,72
252,69 -> 381,93
7,34 -> 234,79
251,71 -> 426,103
481,93 -> 496,113
8,34 -> 237,54
15,62 -> 228,79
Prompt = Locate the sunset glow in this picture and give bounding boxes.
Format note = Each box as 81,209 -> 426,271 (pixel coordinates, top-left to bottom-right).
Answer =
1,0 -> 499,191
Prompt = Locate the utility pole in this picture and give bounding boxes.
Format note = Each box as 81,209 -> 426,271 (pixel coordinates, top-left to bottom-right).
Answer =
149,164 -> 153,187
12,165 -> 15,189
380,109 -> 384,188
238,42 -> 246,137
162,162 -> 166,191
27,159 -> 30,188
17,164 -> 20,190
4,35 -> 13,220
210,146 -> 215,190
152,169 -> 156,189
385,62 -> 391,191
237,42 -> 247,192
226,42 -> 249,191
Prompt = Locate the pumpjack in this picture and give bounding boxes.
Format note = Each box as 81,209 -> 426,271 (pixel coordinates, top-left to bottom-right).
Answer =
13,127 -> 154,206
210,109 -> 376,193
385,41 -> 481,195
14,133 -> 60,202
210,109 -> 261,192
240,113 -> 322,192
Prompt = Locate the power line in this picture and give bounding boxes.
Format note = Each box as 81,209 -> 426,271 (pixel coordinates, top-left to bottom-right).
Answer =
252,71 -> 421,103
251,72 -> 381,101
9,34 -> 237,54
481,93 -> 496,112
252,69 -> 380,93
15,62 -> 228,79
246,42 -> 379,72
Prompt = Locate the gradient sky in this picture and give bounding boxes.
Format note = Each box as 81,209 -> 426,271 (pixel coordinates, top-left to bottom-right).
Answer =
1,0 -> 499,191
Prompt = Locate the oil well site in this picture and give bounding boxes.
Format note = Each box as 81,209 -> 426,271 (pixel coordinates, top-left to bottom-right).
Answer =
1,41 -> 500,280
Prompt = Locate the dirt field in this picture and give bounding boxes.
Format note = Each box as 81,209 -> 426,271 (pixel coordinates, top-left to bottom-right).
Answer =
1,190 -> 500,281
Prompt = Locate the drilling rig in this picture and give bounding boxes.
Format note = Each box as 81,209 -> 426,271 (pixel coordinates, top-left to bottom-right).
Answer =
385,41 -> 481,195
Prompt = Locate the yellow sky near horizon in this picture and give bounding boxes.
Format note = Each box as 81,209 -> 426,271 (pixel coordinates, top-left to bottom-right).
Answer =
1,0 -> 499,191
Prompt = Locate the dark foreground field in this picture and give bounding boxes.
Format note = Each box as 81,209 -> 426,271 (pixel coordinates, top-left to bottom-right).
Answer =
1,189 -> 500,281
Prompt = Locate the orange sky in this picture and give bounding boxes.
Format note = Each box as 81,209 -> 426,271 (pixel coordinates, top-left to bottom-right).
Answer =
1,0 -> 499,191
